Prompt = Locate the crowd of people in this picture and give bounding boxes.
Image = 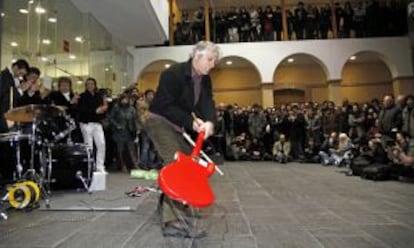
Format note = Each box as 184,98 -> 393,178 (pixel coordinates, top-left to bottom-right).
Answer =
212,95 -> 414,181
0,59 -> 162,180
174,0 -> 407,45
1,59 -> 413,184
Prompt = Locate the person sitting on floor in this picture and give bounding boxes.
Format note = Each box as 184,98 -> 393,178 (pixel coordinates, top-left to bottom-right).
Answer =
319,133 -> 353,166
272,134 -> 291,163
302,138 -> 320,163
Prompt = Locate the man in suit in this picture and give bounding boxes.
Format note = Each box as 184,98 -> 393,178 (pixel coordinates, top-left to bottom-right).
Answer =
146,41 -> 219,238
0,59 -> 29,182
0,59 -> 30,133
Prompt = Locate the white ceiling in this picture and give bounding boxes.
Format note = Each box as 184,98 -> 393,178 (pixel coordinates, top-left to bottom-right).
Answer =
70,0 -> 167,47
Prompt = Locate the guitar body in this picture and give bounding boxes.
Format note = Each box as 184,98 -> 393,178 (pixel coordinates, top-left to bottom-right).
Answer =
158,131 -> 216,208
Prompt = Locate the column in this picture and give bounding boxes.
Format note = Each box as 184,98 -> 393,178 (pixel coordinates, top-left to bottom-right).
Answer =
169,0 -> 174,45
204,0 -> 210,41
393,77 -> 414,96
327,79 -> 342,105
329,0 -> 338,38
261,83 -> 274,108
281,0 -> 288,41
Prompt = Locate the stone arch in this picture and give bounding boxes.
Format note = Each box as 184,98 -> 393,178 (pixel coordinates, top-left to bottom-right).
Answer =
136,59 -> 177,92
341,51 -> 393,102
211,56 -> 262,106
273,53 -> 329,103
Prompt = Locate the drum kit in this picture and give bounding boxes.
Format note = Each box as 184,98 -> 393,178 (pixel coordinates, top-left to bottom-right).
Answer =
0,104 -> 94,218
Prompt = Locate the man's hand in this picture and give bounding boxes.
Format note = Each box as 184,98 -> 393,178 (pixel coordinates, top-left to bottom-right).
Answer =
6,120 -> 15,129
199,121 -> 214,139
192,117 -> 204,132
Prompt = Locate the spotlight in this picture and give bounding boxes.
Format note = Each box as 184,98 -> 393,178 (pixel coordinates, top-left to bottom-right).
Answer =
349,56 -> 356,61
164,64 -> 171,68
42,39 -> 51,45
10,42 -> 18,47
287,58 -> 294,63
75,36 -> 84,43
19,9 -> 29,14
69,54 -> 76,60
48,17 -> 57,23
35,6 -> 46,14
225,60 -> 233,65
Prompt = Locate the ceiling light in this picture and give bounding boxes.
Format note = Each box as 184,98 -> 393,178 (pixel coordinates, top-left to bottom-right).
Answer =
77,80 -> 83,85
35,6 -> 46,14
287,58 -> 294,63
42,39 -> 51,45
75,36 -> 84,43
1,12 -> 5,17
28,0 -> 34,4
11,59 -> 17,63
349,56 -> 356,61
10,42 -> 18,47
48,17 -> 57,23
105,68 -> 110,72
225,60 -> 232,65
164,64 -> 171,68
69,54 -> 76,60
40,57 -> 48,62
19,9 -> 29,14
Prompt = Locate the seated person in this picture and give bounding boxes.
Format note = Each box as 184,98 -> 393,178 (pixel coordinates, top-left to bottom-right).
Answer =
272,134 -> 291,163
318,132 -> 338,165
303,138 -> 320,163
230,132 -> 251,160
391,134 -> 414,180
250,138 -> 265,160
319,133 -> 353,166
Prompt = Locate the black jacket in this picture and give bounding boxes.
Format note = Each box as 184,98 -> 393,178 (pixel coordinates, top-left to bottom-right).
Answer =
0,68 -> 20,132
149,59 -> 216,131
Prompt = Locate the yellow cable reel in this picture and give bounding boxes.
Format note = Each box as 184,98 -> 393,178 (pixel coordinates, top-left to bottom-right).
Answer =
8,181 -> 40,209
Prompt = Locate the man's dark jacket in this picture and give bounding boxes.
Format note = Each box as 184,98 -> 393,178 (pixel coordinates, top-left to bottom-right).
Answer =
149,59 -> 216,131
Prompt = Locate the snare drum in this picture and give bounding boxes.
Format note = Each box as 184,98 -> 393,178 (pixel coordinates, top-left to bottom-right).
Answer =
46,143 -> 93,189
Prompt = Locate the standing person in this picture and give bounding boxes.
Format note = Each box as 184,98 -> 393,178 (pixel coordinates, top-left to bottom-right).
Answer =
17,67 -> 43,106
146,41 -> 219,238
77,77 -> 108,173
108,93 -> 139,172
47,76 -> 82,142
0,59 -> 30,133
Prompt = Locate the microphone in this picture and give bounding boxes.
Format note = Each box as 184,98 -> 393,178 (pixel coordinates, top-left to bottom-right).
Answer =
76,170 -> 89,192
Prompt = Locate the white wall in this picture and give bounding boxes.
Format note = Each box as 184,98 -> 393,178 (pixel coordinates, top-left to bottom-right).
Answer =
129,37 -> 413,83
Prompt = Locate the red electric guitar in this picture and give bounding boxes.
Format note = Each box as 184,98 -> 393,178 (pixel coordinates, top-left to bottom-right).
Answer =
158,131 -> 216,208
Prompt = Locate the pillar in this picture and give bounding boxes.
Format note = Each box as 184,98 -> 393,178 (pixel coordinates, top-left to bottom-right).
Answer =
327,79 -> 342,105
168,0 -> 174,45
204,0 -> 210,41
261,83 -> 274,108
329,0 -> 338,39
281,0 -> 288,41
393,77 -> 414,96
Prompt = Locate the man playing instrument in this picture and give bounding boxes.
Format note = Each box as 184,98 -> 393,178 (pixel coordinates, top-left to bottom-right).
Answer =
146,41 -> 219,238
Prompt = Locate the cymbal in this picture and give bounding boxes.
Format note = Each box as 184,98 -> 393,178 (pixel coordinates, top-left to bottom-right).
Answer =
4,104 -> 64,123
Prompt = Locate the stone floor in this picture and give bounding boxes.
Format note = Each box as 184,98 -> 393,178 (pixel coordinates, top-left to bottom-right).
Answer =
1,162 -> 414,248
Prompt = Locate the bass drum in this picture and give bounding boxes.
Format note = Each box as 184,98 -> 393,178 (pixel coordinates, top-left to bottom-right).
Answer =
46,143 -> 94,190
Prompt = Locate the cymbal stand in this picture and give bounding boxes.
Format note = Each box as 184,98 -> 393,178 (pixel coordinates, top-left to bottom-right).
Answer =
22,116 -> 50,208
11,136 -> 24,180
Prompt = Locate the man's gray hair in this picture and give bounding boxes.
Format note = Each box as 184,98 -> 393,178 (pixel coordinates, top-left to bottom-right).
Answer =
191,41 -> 220,59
